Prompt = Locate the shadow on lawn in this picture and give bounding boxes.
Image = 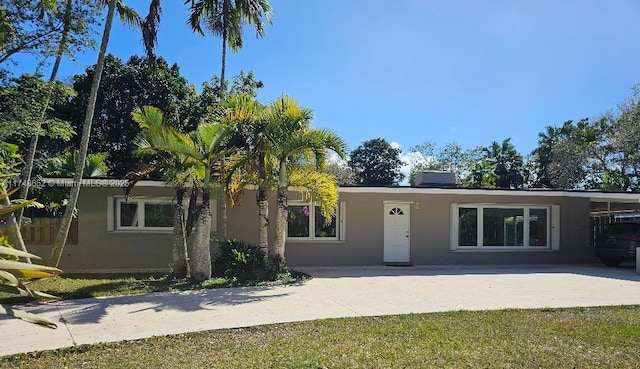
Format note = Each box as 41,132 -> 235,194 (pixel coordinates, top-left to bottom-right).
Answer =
56,284 -> 293,325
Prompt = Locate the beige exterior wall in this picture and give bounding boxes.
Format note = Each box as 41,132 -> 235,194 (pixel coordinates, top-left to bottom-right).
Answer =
282,191 -> 596,267
29,185 -> 176,273
27,184 -> 600,273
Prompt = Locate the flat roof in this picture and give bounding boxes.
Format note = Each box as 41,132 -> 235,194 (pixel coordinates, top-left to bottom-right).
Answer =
39,178 -> 640,203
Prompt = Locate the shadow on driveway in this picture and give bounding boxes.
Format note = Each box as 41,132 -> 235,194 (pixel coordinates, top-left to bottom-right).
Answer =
54,285 -> 294,325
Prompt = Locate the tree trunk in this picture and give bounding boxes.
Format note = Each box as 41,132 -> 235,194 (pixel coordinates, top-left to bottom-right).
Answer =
257,185 -> 269,262
273,160 -> 287,271
219,13 -> 228,239
18,0 -> 74,227
172,187 -> 189,278
48,0 -> 117,267
189,190 -> 212,282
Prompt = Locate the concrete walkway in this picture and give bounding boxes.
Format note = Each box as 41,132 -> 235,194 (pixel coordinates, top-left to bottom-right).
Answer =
2,265 -> 640,357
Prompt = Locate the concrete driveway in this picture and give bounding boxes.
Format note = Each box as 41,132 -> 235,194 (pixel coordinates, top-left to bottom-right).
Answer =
1,264 -> 639,357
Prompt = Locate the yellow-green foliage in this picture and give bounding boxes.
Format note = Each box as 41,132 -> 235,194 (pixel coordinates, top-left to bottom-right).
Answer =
289,169 -> 339,224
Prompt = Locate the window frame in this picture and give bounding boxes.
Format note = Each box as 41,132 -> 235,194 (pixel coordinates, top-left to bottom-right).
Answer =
286,200 -> 345,242
108,196 -> 218,234
114,197 -> 175,232
451,203 -> 557,251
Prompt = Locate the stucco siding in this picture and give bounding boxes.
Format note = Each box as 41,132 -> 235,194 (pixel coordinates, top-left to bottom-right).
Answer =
26,184 -> 602,273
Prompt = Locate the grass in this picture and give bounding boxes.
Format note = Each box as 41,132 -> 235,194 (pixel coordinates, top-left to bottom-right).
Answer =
0,269 -> 310,305
1,306 -> 639,368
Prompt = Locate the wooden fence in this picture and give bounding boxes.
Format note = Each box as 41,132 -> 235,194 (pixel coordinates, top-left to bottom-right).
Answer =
20,218 -> 78,246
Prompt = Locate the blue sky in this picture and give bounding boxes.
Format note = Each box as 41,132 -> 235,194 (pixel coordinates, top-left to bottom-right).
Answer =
13,0 -> 640,158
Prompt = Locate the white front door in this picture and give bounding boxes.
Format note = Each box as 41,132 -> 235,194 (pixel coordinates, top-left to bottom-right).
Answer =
384,203 -> 410,263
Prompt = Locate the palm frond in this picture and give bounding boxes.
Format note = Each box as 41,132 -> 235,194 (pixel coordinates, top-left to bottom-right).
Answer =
115,0 -> 142,31
142,0 -> 162,58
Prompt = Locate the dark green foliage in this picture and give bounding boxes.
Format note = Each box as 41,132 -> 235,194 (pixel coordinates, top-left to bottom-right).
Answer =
349,138 -> 404,185
212,239 -> 267,281
476,138 -> 527,189
47,54 -> 200,177
0,74 -> 75,146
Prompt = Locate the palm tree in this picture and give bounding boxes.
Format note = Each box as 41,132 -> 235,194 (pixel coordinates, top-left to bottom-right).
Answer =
133,106 -> 233,282
187,0 -> 272,89
216,94 -> 271,256
264,97 -> 346,270
219,94 -> 346,270
133,106 -> 201,279
49,0 -> 142,267
187,0 -> 272,238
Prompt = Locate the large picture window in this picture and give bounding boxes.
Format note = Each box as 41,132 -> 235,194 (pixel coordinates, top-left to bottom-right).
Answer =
287,201 -> 344,241
452,204 -> 556,250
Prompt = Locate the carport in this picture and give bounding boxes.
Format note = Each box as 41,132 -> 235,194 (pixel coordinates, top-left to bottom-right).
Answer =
585,191 -> 640,273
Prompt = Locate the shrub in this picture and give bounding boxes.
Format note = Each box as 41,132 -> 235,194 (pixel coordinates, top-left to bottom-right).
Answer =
212,239 -> 267,281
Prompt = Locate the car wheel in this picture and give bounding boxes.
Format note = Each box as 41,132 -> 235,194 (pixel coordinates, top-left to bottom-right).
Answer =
601,258 -> 622,267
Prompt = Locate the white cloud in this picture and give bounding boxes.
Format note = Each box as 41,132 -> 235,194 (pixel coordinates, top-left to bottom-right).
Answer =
393,143 -> 436,185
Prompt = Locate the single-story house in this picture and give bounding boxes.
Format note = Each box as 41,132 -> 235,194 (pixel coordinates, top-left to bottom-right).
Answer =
23,176 -> 640,274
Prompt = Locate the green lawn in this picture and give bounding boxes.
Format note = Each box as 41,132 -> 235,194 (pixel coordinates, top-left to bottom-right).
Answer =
2,306 -> 639,368
0,271 -> 308,305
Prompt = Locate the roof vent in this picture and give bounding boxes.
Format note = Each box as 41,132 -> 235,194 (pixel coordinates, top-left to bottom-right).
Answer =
415,171 -> 456,188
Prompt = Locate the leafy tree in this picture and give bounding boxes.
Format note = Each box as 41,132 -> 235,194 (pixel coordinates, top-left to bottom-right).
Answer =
529,121 -> 575,188
409,141 -> 476,186
529,116 -> 616,190
478,138 -> 526,189
0,1 -> 99,80
49,54 -> 199,177
324,160 -> 356,185
0,74 -> 74,147
349,138 -> 404,186
611,83 -> 640,190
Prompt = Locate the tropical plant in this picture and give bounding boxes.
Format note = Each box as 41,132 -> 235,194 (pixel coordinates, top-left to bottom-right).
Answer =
134,105 -> 234,282
0,187 -> 61,328
264,97 -> 346,270
187,0 -> 272,238
43,151 -> 108,178
219,94 -> 345,270
479,138 -> 526,189
212,238 -> 265,281
186,0 -> 272,89
133,106 -> 202,279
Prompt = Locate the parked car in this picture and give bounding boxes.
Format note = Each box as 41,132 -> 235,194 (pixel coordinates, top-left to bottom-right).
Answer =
595,222 -> 640,267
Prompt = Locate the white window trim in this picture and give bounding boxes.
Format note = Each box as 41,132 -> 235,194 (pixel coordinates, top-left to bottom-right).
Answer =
115,197 -> 175,232
107,196 -> 218,234
287,201 -> 345,242
451,203 -> 558,251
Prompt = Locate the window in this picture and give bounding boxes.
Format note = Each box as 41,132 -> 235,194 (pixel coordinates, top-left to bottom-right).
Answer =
108,196 -> 217,233
452,204 -> 557,250
114,197 -> 174,231
287,201 -> 345,241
